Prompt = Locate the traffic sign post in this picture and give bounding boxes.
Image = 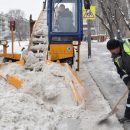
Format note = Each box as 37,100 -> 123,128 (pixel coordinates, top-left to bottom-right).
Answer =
10,20 -> 15,56
87,20 -> 91,58
82,6 -> 96,58
11,29 -> 14,56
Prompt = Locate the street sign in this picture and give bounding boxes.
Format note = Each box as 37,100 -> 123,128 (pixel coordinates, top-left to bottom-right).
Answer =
82,6 -> 96,20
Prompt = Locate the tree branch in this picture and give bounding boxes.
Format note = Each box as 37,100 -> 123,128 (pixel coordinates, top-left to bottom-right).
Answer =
96,14 -> 111,32
115,0 -> 130,31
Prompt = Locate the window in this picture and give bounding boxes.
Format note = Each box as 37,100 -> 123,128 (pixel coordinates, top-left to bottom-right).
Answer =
52,0 -> 78,33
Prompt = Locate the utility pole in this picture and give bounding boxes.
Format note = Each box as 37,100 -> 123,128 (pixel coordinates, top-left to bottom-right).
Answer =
10,19 -> 15,57
87,20 -> 91,58
84,0 -> 92,58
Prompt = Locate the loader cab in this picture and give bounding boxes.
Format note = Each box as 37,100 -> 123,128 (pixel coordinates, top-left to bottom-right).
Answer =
47,0 -> 83,44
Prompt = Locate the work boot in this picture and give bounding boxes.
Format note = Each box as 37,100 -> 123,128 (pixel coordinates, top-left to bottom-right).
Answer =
119,117 -> 130,124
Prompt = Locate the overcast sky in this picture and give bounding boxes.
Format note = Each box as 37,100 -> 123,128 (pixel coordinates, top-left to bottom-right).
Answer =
0,0 -> 43,19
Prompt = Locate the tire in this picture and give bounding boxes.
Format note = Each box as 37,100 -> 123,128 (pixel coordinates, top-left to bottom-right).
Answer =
3,58 -> 9,63
3,58 -> 13,63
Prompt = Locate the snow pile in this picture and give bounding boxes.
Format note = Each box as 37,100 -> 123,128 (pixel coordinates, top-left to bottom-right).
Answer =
32,37 -> 47,43
33,11 -> 48,36
23,50 -> 47,71
30,44 -> 47,51
0,63 -> 84,130
23,10 -> 48,71
23,46 -> 48,71
44,84 -> 60,100
0,10 -> 85,130
0,92 -> 58,130
24,51 -> 39,70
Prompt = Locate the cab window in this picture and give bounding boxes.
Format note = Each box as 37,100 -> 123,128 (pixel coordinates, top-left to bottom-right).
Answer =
52,0 -> 78,33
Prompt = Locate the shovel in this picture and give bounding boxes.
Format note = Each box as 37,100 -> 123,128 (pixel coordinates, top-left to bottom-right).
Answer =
98,88 -> 129,124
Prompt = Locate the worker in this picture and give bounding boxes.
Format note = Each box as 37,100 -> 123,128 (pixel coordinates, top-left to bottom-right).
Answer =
65,8 -> 73,17
107,39 -> 130,123
59,4 -> 66,14
53,4 -> 65,31
56,4 -> 75,32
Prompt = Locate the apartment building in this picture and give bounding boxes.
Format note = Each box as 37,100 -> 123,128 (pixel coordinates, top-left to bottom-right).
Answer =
0,13 -> 10,40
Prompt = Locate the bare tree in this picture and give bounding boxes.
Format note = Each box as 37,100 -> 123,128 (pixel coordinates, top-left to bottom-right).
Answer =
7,9 -> 25,19
7,9 -> 29,41
96,0 -> 129,39
115,0 -> 130,31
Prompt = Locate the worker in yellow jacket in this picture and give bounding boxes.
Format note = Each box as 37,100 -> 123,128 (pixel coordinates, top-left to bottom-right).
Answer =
107,39 -> 130,123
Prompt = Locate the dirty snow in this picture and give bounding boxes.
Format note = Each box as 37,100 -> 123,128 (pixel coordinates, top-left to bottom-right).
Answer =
0,62 -> 85,130
23,10 -> 48,71
0,43 -> 124,130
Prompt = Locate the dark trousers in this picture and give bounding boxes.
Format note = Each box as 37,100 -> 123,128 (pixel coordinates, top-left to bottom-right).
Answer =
125,91 -> 130,118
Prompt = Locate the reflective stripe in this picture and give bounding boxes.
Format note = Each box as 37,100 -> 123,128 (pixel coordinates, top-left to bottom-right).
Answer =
114,56 -> 127,73
124,42 -> 130,49
126,104 -> 130,108
115,56 -> 121,67
123,41 -> 130,55
122,74 -> 129,80
126,40 -> 130,45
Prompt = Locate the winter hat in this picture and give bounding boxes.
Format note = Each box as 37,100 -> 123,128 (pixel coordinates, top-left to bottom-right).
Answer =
107,39 -> 121,50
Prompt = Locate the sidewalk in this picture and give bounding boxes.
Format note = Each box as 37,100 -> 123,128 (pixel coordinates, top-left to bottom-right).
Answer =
76,41 -> 124,130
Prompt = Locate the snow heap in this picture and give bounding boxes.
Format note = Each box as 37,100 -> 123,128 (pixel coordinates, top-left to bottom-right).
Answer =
0,63 -> 84,130
23,10 -> 48,71
0,9 -> 84,130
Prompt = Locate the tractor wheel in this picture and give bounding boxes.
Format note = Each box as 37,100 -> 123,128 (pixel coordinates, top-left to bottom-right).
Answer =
60,57 -> 74,67
3,58 -> 9,63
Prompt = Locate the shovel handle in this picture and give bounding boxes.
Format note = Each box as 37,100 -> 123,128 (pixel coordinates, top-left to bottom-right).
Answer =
112,88 -> 129,113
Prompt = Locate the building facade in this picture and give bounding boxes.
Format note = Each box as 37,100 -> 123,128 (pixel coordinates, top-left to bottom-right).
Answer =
0,13 -> 10,40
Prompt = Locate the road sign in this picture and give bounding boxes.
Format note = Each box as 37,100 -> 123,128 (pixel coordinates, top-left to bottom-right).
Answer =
82,6 -> 96,20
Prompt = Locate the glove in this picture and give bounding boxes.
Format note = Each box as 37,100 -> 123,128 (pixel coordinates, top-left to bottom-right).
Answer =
127,81 -> 130,90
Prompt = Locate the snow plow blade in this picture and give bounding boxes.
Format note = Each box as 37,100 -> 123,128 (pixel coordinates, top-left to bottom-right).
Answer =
15,59 -> 25,65
65,63 -> 87,106
6,75 -> 23,89
45,61 -> 87,106
0,71 -> 23,89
